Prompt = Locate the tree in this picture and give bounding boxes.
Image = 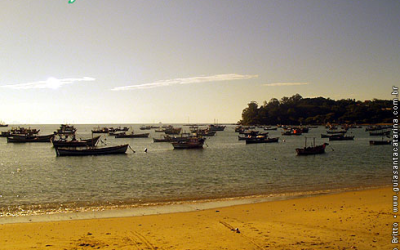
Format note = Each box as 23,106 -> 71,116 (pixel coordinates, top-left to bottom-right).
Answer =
239,94 -> 392,125
241,101 -> 259,125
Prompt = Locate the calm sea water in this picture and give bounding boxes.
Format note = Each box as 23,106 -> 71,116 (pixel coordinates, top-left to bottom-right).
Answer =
0,124 -> 391,215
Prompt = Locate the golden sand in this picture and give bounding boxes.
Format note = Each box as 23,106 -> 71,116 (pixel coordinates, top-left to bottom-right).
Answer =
0,187 -> 394,249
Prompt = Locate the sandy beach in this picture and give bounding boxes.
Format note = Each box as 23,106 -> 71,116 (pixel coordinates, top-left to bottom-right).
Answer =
0,187 -> 393,250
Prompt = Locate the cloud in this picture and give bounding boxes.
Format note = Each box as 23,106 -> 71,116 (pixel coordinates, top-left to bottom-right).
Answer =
111,74 -> 258,91
1,77 -> 95,90
263,82 -> 309,87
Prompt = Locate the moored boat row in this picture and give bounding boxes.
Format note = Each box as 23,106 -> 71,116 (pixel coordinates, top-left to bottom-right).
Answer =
1,123 -> 392,158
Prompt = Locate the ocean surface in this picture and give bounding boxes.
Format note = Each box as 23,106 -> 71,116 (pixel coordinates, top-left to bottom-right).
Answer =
0,124 -> 391,217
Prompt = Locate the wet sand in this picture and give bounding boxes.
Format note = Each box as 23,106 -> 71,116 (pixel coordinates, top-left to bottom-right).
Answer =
0,187 -> 393,249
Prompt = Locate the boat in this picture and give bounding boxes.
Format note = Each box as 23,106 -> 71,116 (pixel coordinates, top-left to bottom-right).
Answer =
326,124 -> 339,130
55,124 -> 76,135
171,136 -> 206,149
154,127 -> 165,133
91,126 -> 110,133
153,135 -> 174,142
190,126 -> 216,136
264,127 -> 278,131
10,127 -> 40,135
369,140 -> 391,145
282,128 -> 302,136
7,134 -> 54,143
208,124 -> 226,131
238,135 -> 250,140
238,131 -> 268,140
328,135 -> 355,141
55,144 -> 129,156
292,126 -> 309,133
245,136 -> 279,144
369,130 -> 391,136
296,138 -> 328,155
140,125 -> 152,130
164,126 -> 182,135
115,132 -> 150,138
0,131 -> 11,137
108,127 -> 129,135
321,133 -> 344,138
196,129 -> 216,136
366,125 -> 391,131
326,130 -> 347,134
235,126 -> 246,133
52,135 -> 101,148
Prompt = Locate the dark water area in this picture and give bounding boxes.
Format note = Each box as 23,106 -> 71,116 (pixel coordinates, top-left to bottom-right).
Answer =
0,124 -> 391,216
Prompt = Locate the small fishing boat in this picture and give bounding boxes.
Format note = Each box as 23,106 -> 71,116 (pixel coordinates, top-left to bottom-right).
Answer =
369,140 -> 391,145
245,136 -> 279,144
164,126 -> 182,135
329,135 -> 355,141
171,136 -> 205,149
208,124 -> 226,131
140,125 -> 152,130
7,134 -> 54,143
197,129 -> 216,136
189,126 -> 217,136
292,126 -> 309,133
55,124 -> 76,135
108,126 -> 129,133
238,131 -> 268,140
282,128 -> 302,136
296,138 -> 328,155
55,144 -> 129,156
91,126 -> 110,133
321,133 -> 344,138
154,127 -> 165,133
264,127 -> 277,131
0,131 -> 11,137
114,132 -> 150,138
366,125 -> 391,131
52,135 -> 101,148
326,130 -> 347,134
10,127 -> 40,135
369,130 -> 391,136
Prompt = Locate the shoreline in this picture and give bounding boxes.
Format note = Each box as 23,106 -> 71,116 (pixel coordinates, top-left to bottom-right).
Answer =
0,186 -> 393,249
0,184 -> 389,225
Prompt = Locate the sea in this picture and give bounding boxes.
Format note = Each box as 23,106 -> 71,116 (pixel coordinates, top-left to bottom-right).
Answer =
0,124 -> 391,218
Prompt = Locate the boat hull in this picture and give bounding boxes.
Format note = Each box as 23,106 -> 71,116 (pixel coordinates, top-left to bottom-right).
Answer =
172,138 -> 205,149
369,140 -> 391,145
115,133 -> 149,138
245,137 -> 279,144
52,136 -> 101,148
172,143 -> 204,149
7,134 -> 54,143
56,144 -> 129,156
329,136 -> 354,141
296,143 -> 328,155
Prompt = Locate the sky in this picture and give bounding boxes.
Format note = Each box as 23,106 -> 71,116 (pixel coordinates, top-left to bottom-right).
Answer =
0,0 -> 399,124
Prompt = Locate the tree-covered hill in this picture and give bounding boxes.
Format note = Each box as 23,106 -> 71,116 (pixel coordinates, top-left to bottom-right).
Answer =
240,94 -> 392,125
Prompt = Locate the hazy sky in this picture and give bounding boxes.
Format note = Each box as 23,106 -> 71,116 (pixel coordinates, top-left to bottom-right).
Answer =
0,0 -> 399,124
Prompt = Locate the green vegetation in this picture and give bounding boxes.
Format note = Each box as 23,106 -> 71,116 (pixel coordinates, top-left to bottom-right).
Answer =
240,94 -> 392,125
